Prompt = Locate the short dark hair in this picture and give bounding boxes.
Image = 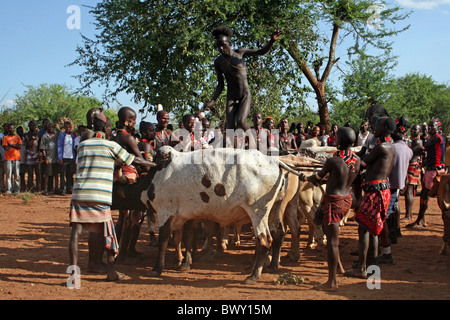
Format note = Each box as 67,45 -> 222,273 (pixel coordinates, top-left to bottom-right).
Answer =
93,117 -> 106,132
212,26 -> 233,39
379,117 -> 396,134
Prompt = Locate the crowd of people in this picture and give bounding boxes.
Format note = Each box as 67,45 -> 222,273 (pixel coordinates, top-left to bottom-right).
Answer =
1,104 -> 449,286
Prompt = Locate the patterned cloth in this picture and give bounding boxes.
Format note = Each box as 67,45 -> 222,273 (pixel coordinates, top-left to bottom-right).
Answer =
387,189 -> 398,218
321,193 -> 353,225
121,165 -> 139,183
69,201 -> 119,257
355,186 -> 391,236
406,161 -> 421,185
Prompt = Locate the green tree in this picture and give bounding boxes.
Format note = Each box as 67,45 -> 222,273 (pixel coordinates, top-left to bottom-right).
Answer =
386,73 -> 450,133
72,0 -> 409,131
0,83 -> 115,130
329,50 -> 396,129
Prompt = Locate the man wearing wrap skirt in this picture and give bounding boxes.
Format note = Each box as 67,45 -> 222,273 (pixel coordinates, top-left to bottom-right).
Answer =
68,113 -> 157,282
302,127 -> 361,291
345,117 -> 396,279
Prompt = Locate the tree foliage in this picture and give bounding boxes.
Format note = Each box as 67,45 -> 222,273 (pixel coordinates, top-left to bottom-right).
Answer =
71,0 -> 409,130
386,73 -> 450,133
0,83 -> 116,131
71,0 -> 315,124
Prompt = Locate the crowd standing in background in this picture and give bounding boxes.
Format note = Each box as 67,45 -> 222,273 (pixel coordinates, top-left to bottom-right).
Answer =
1,105 -> 449,284
1,110 -> 449,197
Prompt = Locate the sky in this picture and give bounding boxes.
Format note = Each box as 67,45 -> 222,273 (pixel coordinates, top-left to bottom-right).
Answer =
1,0 -> 449,124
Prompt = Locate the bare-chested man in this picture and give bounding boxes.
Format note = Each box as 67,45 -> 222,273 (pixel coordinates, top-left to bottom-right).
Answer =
303,127 -> 360,291
202,26 -> 280,133
404,124 -> 423,221
154,110 -> 175,151
345,117 -> 395,279
250,112 -> 269,152
279,118 -> 298,155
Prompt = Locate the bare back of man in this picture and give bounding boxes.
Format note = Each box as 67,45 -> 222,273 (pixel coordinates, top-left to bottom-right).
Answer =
307,127 -> 360,291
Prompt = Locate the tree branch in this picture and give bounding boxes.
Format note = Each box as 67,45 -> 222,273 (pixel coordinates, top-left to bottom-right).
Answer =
320,22 -> 340,83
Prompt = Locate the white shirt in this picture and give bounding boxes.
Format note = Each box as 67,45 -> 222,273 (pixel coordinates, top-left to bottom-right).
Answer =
63,133 -> 74,159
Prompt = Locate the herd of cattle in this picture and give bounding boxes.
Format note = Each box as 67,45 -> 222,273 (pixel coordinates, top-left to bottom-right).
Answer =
111,146 -> 450,284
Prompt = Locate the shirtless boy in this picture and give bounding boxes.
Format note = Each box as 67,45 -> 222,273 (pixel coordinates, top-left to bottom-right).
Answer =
346,117 -> 395,279
303,127 -> 360,290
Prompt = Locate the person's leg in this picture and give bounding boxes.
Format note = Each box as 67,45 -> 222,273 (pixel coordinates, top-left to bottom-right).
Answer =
407,188 -> 429,228
378,220 -> 394,264
87,231 -> 107,273
12,161 -> 20,193
404,184 -> 414,220
345,225 -> 369,278
4,160 -> 12,193
316,223 -> 340,290
235,92 -> 251,132
60,160 -> 67,193
66,160 -> 74,193
69,223 -> 83,267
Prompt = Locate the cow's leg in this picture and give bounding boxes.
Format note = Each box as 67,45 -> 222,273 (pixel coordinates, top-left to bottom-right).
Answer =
149,217 -> 173,276
172,228 -> 184,268
220,225 -> 229,251
286,211 -> 301,262
234,224 -> 242,246
268,224 -> 285,271
245,232 -> 272,284
178,220 -> 195,271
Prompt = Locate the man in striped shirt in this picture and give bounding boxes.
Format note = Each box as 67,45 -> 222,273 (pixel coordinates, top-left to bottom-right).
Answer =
69,112 -> 156,282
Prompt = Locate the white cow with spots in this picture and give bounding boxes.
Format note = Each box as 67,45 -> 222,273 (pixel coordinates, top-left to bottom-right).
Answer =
112,146 -> 302,284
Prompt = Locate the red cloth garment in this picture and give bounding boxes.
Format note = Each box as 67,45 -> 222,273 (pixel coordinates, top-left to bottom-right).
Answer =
322,193 -> 353,225
355,188 -> 391,236
406,161 -> 421,185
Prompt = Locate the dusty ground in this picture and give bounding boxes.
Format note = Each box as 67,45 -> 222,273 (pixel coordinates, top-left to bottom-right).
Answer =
0,191 -> 448,302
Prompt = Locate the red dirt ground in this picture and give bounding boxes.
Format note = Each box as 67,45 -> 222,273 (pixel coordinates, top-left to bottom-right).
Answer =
0,191 -> 448,302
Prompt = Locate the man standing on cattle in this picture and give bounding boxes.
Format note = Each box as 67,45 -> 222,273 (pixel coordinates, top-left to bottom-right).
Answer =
68,112 -> 156,282
303,127 -> 360,291
406,118 -> 446,229
345,117 -> 395,279
202,26 -> 280,147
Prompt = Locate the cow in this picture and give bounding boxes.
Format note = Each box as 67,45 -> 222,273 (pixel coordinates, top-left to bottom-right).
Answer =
429,172 -> 450,255
112,146 -> 303,284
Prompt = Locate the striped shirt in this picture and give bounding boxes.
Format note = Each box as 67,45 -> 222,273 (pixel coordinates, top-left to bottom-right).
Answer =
71,138 -> 135,205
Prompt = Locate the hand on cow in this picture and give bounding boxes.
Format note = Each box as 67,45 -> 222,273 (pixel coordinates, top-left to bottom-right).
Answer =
132,156 -> 157,168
